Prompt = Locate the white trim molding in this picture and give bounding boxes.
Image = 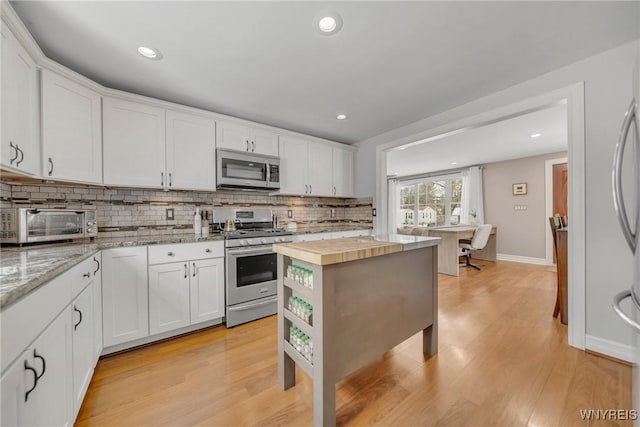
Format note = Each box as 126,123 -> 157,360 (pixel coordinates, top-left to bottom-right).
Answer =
544,157 -> 569,266
585,334 -> 634,363
496,254 -> 548,266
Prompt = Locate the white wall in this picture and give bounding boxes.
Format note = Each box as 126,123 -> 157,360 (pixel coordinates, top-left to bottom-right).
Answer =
355,39 -> 639,354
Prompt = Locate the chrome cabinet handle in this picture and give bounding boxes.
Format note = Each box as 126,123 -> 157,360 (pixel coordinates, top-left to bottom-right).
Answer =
612,98 -> 638,254
73,305 -> 82,330
161,172 -> 164,186
24,360 -> 38,402
192,262 -> 196,277
48,157 -> 53,176
309,185 -> 312,194
251,141 -> 255,152
168,172 -> 172,187
304,185 -> 308,194
9,142 -> 18,165
93,257 -> 100,275
613,290 -> 640,334
16,145 -> 24,166
333,186 -> 336,195
246,140 -> 250,151
184,263 -> 188,279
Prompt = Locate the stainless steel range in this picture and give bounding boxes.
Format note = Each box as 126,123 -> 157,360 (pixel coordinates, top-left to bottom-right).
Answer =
212,208 -> 292,327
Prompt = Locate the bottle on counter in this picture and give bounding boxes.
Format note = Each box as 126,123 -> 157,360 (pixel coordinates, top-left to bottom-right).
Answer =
194,208 -> 202,235
201,211 -> 209,236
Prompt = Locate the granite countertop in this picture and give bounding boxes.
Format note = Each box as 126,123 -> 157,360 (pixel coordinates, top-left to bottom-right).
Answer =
0,225 -> 372,310
273,234 -> 441,266
0,232 -> 226,310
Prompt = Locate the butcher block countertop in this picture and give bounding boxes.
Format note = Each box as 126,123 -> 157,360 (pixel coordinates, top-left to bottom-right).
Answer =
272,234 -> 441,266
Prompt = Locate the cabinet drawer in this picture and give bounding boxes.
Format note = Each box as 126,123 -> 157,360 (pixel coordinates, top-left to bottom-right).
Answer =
1,270 -> 72,374
148,241 -> 224,264
70,255 -> 99,297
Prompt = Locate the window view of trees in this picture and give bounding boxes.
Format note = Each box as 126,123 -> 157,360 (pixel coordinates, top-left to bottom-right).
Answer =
399,177 -> 463,227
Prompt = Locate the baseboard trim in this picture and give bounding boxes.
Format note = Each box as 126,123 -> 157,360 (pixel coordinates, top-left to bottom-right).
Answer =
585,334 -> 634,363
496,254 -> 548,265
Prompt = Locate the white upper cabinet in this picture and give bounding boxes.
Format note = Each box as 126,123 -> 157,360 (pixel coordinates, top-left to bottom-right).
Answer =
216,120 -> 278,156
279,136 -> 309,195
308,142 -> 333,196
166,110 -> 216,191
103,97 -> 166,188
332,147 -> 354,197
279,136 -> 345,197
0,24 -> 38,176
41,70 -> 102,184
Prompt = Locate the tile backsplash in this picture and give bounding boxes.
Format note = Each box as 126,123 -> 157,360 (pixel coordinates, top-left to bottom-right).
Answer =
0,181 -> 372,238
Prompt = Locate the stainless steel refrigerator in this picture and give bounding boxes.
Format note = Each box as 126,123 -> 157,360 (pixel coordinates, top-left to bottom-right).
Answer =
612,44 -> 640,422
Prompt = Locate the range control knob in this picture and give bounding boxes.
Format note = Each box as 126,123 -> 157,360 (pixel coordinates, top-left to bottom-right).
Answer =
260,239 -> 267,244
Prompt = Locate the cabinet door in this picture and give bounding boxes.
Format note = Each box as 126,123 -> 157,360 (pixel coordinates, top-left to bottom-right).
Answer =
71,284 -> 94,416
41,70 -> 102,184
332,147 -> 354,197
251,128 -> 279,157
279,136 -> 308,195
190,258 -> 225,324
308,142 -> 333,196
149,262 -> 191,335
0,309 -> 73,427
166,111 -> 216,191
215,121 -> 249,152
103,97 -> 166,187
91,254 -> 102,362
101,247 -> 149,347
0,26 -> 38,176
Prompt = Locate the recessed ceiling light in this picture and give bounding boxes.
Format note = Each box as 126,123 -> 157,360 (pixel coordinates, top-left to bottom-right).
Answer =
451,162 -> 457,165
336,114 -> 347,120
319,17 -> 337,32
138,46 -> 162,60
315,13 -> 343,35
530,133 -> 541,138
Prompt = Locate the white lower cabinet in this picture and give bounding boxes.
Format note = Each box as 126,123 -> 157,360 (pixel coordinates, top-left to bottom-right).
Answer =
91,254 -> 103,362
148,248 -> 225,335
101,247 -> 149,347
149,262 -> 191,335
71,283 -> 94,416
1,308 -> 73,427
190,258 -> 225,324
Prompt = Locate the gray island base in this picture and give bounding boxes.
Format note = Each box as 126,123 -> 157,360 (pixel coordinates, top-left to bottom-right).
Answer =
273,235 -> 441,427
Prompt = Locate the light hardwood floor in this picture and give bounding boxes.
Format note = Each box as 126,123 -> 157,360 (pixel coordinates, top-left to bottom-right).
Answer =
76,260 -> 631,426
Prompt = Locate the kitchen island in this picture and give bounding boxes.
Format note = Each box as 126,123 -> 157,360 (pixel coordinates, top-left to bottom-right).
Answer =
273,234 -> 441,427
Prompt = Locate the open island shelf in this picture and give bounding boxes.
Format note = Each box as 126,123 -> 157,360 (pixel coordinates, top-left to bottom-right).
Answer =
274,235 -> 441,427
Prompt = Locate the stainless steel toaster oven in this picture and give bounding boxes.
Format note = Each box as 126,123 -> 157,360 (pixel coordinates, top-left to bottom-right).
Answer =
1,208 -> 98,244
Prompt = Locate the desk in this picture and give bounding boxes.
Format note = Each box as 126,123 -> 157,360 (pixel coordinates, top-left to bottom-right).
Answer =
427,225 -> 497,276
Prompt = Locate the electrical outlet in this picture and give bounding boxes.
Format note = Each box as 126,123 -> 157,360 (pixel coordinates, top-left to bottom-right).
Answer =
166,208 -> 174,220
372,208 -> 377,217
330,208 -> 336,218
287,210 -> 293,218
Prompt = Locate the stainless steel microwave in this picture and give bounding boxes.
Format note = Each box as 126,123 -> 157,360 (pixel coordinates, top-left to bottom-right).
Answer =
0,208 -> 98,244
216,149 -> 280,191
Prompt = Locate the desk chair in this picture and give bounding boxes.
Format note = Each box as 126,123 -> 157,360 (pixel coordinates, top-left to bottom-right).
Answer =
459,224 -> 492,271
549,216 -> 563,318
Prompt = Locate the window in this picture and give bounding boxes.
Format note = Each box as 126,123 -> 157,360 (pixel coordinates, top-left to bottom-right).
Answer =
397,176 -> 463,228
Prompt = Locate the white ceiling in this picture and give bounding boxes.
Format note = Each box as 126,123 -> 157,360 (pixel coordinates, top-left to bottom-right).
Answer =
10,1 -> 639,144
387,103 -> 568,177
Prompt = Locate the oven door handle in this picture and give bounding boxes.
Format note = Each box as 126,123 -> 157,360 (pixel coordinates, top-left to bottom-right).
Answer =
227,296 -> 277,312
226,246 -> 275,256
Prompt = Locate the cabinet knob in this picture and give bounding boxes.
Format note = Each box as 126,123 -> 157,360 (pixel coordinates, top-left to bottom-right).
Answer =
83,272 -> 91,278
168,252 -> 175,256
205,248 -> 211,253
